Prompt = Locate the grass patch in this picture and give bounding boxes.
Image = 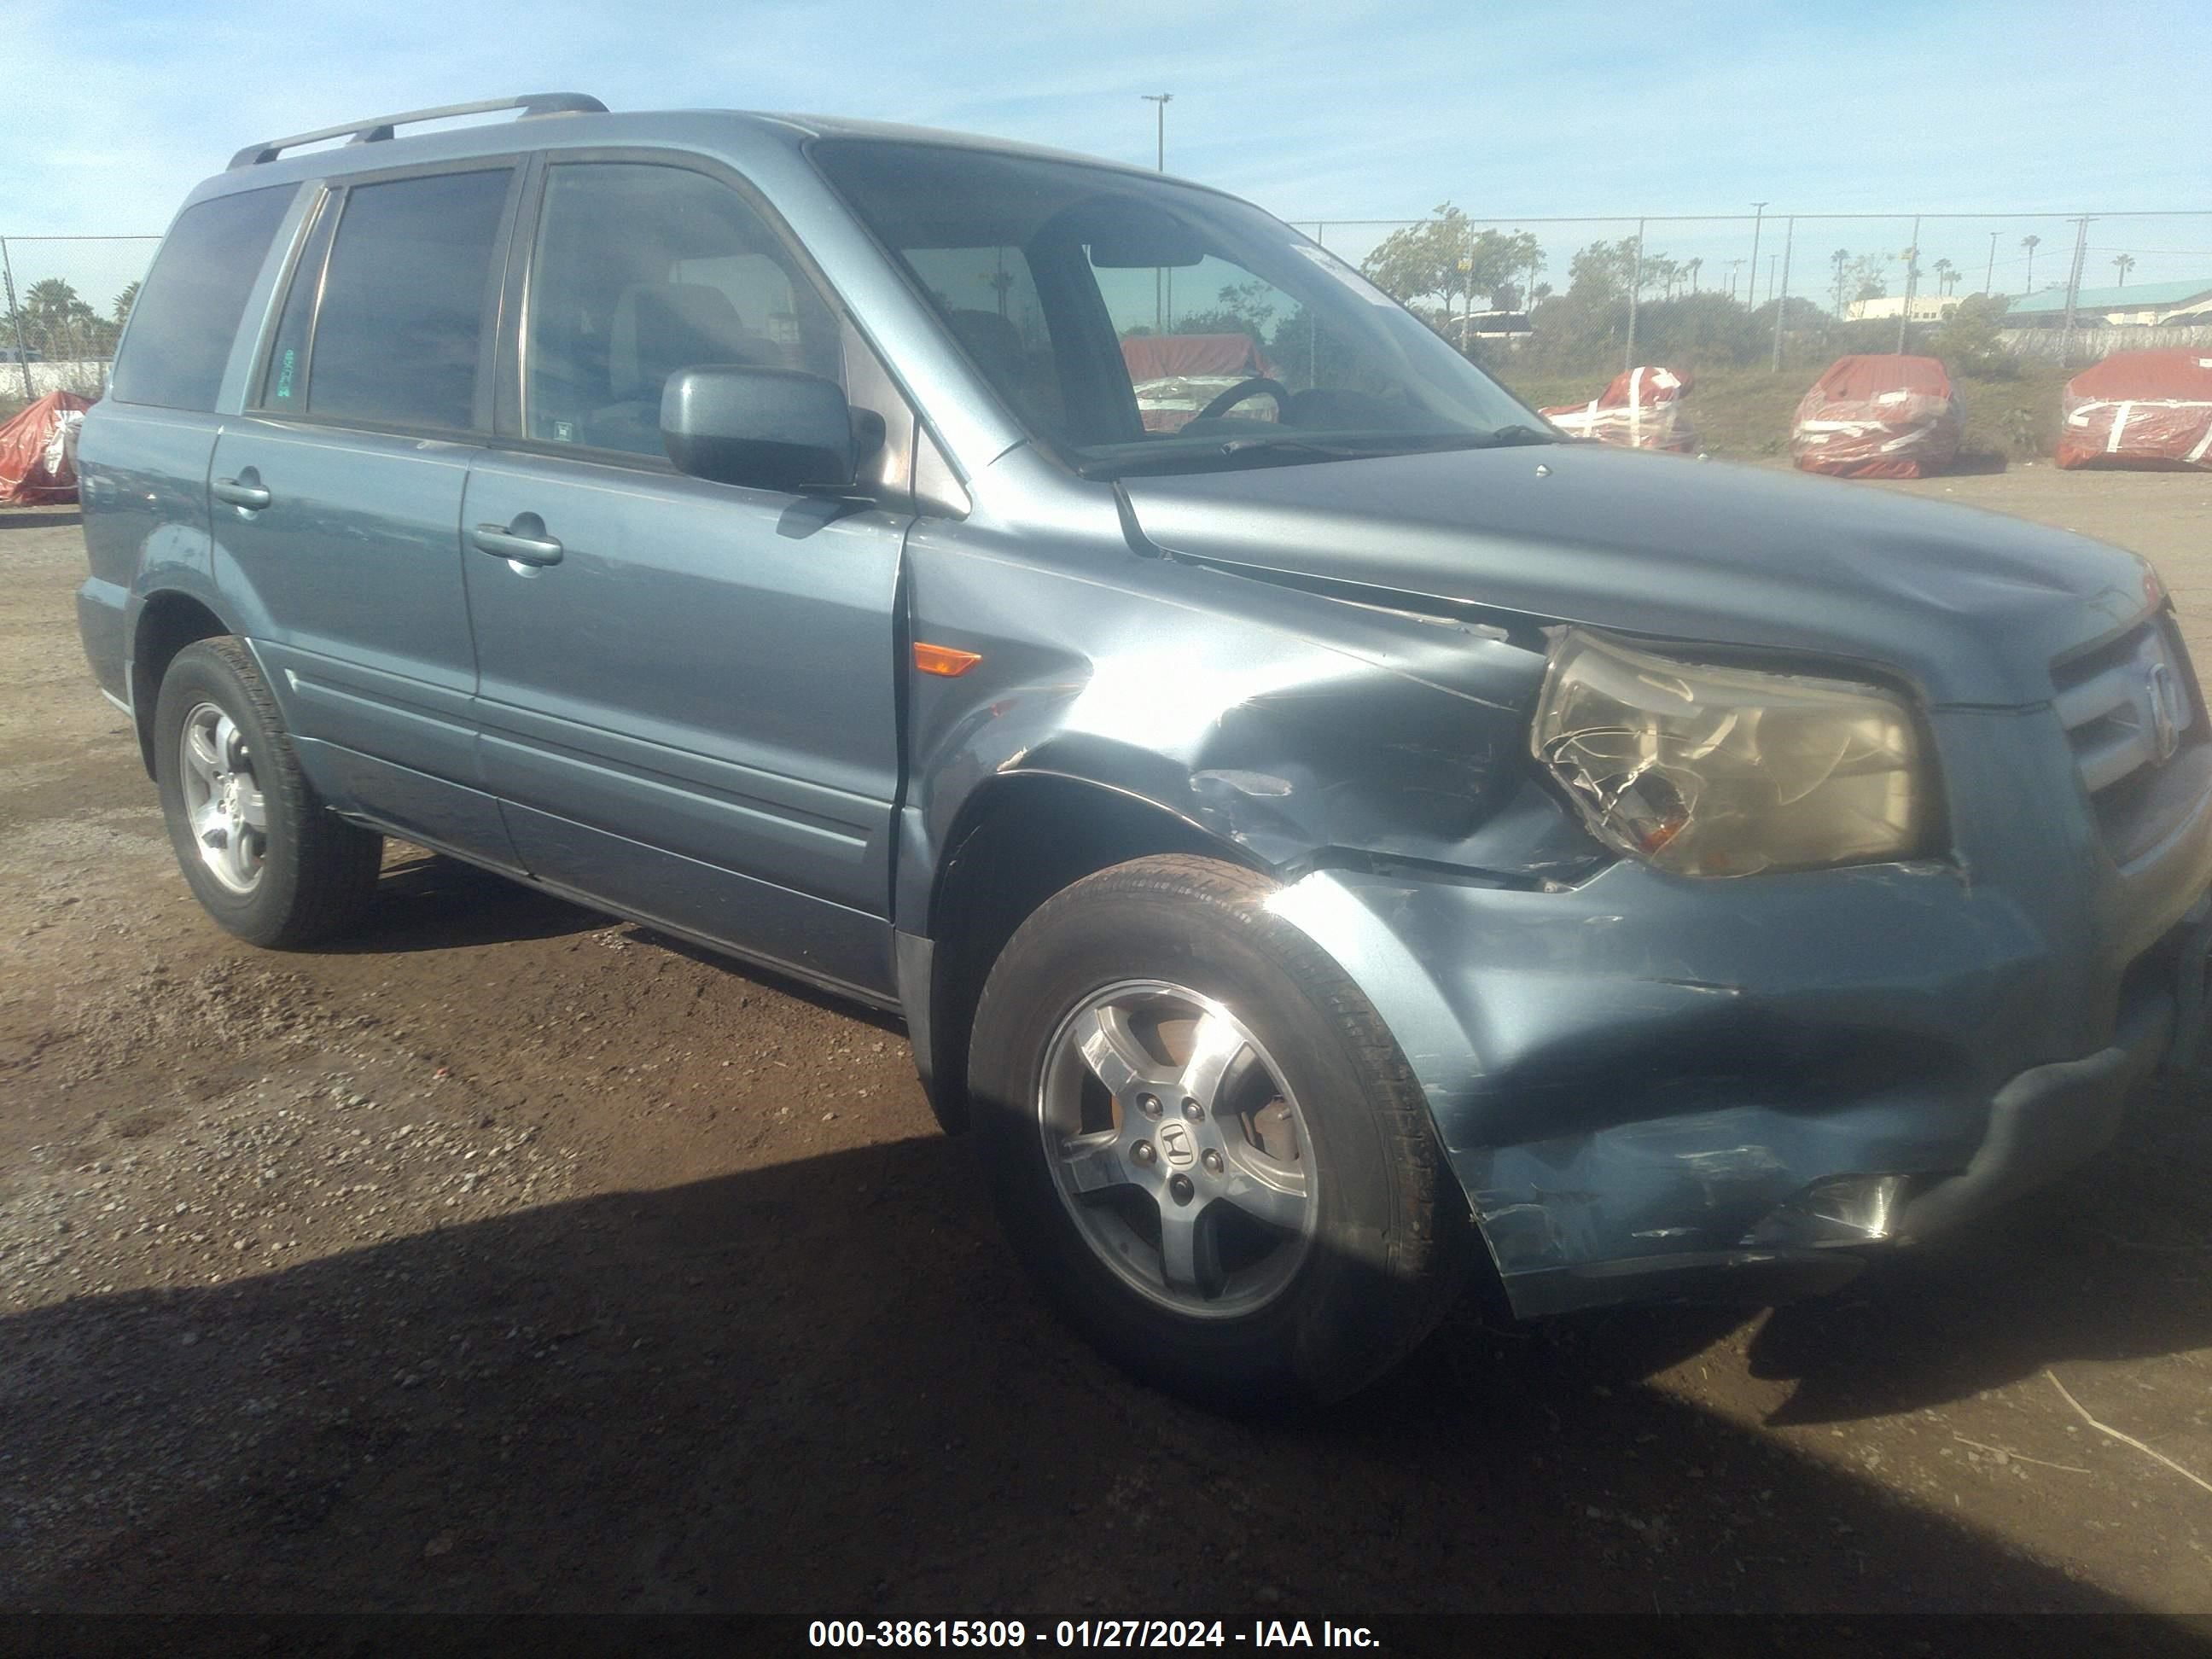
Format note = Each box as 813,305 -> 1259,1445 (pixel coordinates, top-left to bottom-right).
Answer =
1493,356 -> 2076,464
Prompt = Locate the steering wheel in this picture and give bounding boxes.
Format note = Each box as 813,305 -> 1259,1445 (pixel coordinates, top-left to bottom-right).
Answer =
1196,376 -> 1292,422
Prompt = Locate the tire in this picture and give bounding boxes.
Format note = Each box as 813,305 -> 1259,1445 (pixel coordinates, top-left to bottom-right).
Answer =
969,853 -> 1469,1409
152,637 -> 383,948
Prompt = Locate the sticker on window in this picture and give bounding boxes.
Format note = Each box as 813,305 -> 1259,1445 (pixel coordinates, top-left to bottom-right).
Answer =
1291,243 -> 1398,306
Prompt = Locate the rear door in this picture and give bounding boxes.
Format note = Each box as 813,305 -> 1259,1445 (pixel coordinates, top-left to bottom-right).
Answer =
208,163 -> 522,862
460,156 -> 906,998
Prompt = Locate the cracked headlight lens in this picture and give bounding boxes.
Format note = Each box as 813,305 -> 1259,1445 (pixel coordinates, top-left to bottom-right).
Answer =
1532,629 -> 1924,877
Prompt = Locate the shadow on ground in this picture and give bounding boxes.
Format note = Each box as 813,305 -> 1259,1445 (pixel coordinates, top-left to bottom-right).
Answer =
0,508 -> 82,533
7,1100 -> 2206,1615
321,851 -> 604,957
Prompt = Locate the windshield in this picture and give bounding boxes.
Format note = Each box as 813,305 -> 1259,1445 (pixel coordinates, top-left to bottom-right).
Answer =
810,140 -> 1550,478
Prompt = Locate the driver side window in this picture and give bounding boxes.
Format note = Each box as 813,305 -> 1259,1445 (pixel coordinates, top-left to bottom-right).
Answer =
1096,253 -> 1299,434
525,162 -> 839,457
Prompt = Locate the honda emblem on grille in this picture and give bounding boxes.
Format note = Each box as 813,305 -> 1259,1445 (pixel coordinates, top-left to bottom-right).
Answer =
2147,661 -> 2182,764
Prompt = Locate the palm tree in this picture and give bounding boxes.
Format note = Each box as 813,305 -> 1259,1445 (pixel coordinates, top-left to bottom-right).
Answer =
113,281 -> 140,324
1830,247 -> 1851,315
2019,234 -> 2041,296
2112,253 -> 2136,288
1934,258 -> 1956,297
1685,257 -> 1703,294
22,277 -> 96,357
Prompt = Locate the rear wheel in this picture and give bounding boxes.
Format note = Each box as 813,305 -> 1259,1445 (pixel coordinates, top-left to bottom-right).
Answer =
969,854 -> 1468,1408
153,637 -> 382,948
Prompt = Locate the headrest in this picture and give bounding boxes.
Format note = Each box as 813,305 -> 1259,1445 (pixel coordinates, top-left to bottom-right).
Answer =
610,283 -> 747,401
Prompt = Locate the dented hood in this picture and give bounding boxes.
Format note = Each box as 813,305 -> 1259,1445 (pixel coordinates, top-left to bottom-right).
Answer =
1120,443 -> 2156,706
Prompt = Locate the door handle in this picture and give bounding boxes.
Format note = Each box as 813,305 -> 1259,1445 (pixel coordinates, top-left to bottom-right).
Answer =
212,477 -> 271,510
471,521 -> 564,567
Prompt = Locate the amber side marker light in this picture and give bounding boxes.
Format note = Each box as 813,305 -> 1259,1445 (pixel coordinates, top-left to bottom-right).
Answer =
913,643 -> 983,678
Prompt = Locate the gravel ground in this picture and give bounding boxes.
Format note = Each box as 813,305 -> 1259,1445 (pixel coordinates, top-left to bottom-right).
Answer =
2,470 -> 2209,1617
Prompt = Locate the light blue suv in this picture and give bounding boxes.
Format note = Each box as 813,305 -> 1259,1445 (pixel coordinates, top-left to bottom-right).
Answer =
76,95 -> 2212,1406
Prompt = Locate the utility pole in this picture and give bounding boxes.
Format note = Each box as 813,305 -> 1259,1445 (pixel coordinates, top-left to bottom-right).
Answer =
1624,218 -> 1645,373
1770,217 -> 1795,372
2059,215 -> 2091,363
1142,94 -> 1173,332
1747,202 -> 1767,311
1895,215 -> 1920,355
1984,230 -> 1998,296
0,238 -> 34,401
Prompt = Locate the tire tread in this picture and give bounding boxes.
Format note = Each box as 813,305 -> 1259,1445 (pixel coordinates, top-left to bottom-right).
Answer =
158,637 -> 381,948
971,853 -> 1470,1404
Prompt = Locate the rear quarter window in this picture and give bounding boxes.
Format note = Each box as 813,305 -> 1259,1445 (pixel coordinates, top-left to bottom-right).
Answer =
108,185 -> 295,411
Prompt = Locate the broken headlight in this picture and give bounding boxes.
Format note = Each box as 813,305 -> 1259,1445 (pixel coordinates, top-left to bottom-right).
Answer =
1532,629 -> 1924,877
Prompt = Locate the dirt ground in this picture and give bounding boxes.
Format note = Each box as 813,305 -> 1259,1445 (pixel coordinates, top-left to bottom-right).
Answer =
2,468 -> 2209,1619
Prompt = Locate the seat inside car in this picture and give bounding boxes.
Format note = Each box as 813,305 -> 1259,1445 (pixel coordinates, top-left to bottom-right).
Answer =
946,306 -> 1065,434
584,282 -> 778,453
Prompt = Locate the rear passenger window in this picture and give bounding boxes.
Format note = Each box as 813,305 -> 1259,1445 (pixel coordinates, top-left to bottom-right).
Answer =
522,162 -> 839,457
109,185 -> 294,411
306,169 -> 512,433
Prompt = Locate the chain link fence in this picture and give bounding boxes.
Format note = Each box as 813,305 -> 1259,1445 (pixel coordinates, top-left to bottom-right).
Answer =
6,212 -> 2209,434
1294,210 -> 2212,375
1,236 -> 161,409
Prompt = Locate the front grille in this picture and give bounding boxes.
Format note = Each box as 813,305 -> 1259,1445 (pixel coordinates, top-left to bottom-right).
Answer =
2053,614 -> 2209,863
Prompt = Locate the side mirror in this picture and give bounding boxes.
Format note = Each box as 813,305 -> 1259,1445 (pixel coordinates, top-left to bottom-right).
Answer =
661,366 -> 857,493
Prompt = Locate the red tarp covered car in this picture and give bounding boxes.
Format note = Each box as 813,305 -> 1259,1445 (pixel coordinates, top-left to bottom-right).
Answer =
1790,355 -> 1963,480
1540,365 -> 1697,452
1121,334 -> 1283,433
0,390 -> 92,505
2056,349 -> 2212,471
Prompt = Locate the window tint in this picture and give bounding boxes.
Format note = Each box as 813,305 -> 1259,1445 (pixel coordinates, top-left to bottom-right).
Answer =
109,186 -> 294,410
524,163 -> 839,456
257,191 -> 337,410
902,247 -> 1067,437
812,140 -> 1539,474
307,169 -> 512,432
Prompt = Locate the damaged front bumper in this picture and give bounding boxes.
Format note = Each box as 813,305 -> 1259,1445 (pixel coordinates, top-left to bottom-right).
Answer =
1272,837 -> 2212,1321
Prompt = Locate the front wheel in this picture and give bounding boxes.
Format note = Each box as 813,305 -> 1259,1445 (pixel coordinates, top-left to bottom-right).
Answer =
969,855 -> 1468,1408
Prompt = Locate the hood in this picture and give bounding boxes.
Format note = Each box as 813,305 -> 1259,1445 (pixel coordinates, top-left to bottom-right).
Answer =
1121,443 -> 2156,706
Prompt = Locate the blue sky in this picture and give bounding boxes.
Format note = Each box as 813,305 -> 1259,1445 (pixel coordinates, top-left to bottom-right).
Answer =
7,0 -> 2212,306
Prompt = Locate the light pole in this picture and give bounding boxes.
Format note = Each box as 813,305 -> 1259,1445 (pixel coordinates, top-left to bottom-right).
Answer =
2059,216 -> 2091,362
1770,217 -> 1795,372
1142,91 -> 1172,170
1142,94 -> 1173,331
1895,215 -> 1921,355
1624,218 -> 1645,373
1747,202 -> 1767,311
1984,230 -> 1998,296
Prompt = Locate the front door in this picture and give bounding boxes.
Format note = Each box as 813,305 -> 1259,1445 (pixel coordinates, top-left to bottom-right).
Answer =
211,164 -> 521,863
462,159 -> 905,998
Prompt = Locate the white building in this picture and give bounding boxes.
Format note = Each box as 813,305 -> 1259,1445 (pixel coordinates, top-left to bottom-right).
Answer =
1843,294 -> 1965,323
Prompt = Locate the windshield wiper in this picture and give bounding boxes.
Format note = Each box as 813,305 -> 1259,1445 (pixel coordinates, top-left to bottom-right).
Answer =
1077,437 -> 1368,479
1079,428 -> 1555,480
1475,423 -> 1557,448
1080,426 -> 1558,480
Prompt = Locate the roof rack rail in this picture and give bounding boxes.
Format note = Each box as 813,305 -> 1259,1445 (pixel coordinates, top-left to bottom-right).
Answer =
228,93 -> 608,171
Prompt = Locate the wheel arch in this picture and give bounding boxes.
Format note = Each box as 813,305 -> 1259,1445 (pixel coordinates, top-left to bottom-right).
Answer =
129,590 -> 239,777
916,768 -> 1270,1133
